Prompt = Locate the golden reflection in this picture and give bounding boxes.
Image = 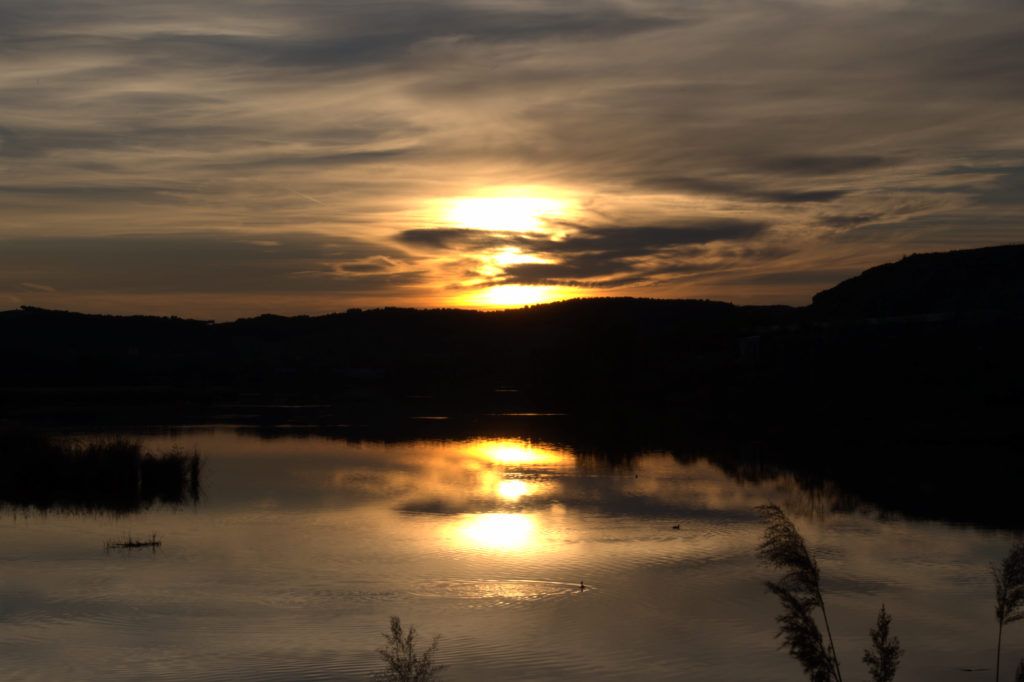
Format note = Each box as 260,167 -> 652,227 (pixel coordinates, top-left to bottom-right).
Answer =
447,513 -> 537,552
467,439 -> 572,467
496,478 -> 532,501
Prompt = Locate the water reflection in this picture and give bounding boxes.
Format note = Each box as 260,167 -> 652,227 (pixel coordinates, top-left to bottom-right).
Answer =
495,479 -> 532,502
446,513 -> 539,553
2,426 -> 1021,682
467,439 -> 570,467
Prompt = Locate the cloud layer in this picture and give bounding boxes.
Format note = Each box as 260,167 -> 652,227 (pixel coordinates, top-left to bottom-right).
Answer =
2,0 -> 1024,316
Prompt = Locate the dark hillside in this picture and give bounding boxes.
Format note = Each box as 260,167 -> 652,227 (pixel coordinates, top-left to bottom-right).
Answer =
811,244 -> 1024,318
2,244 -> 1023,445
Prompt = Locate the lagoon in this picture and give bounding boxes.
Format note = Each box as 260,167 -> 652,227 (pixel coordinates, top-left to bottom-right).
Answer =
0,426 -> 1015,680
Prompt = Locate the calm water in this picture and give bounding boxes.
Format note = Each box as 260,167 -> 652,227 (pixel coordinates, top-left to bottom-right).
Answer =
0,426 -> 1017,680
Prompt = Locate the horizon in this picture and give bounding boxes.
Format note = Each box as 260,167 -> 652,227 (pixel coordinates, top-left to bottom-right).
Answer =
1,292 -> 767,323
4,241 -> 1016,322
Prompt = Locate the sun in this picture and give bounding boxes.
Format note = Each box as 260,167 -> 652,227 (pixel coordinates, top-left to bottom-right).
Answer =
427,187 -> 585,308
437,186 -> 576,233
446,196 -> 566,232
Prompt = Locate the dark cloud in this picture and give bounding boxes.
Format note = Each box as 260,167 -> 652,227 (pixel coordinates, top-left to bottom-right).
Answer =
399,220 -> 766,253
1,1 -> 675,71
755,155 -> 890,176
819,214 -> 883,229
398,219 -> 769,288
0,232 -> 421,295
637,176 -> 848,204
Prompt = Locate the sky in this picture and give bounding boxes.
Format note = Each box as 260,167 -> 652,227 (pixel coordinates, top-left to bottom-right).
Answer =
2,0 -> 1023,319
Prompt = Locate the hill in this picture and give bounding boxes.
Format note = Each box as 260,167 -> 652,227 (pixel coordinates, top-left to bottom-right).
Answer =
2,244 -> 1023,443
811,244 -> 1024,317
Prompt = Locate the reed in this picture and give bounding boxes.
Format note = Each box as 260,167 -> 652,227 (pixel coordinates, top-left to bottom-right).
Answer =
757,504 -> 905,682
105,532 -> 162,551
0,426 -> 201,513
757,503 -> 843,682
993,540 -> 1024,681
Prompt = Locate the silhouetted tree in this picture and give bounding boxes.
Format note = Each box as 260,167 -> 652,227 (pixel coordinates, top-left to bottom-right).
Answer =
757,504 -> 842,682
374,616 -> 446,682
993,540 -> 1024,681
863,605 -> 903,682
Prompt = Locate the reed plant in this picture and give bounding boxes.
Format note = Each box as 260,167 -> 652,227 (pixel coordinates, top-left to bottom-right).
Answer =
993,539 -> 1024,681
758,504 -> 905,682
757,503 -> 843,682
0,426 -> 201,513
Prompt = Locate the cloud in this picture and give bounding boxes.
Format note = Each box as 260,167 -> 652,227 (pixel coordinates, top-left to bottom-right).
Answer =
398,219 -> 771,289
2,0 -> 1024,310
819,213 -> 883,229
636,176 -> 849,204
754,155 -> 891,177
0,231 -> 422,295
18,282 -> 57,293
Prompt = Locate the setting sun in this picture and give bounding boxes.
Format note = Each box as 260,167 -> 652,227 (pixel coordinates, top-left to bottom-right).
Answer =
453,284 -> 578,309
445,196 -> 567,232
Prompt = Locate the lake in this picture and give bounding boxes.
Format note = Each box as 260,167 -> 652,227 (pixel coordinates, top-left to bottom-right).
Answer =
0,425 -> 1017,680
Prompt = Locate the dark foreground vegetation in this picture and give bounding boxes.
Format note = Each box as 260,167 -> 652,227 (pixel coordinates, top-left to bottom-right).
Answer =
105,533 -> 162,551
759,504 -> 902,682
0,428 -> 201,513
760,505 -> 1024,682
374,616 -> 446,682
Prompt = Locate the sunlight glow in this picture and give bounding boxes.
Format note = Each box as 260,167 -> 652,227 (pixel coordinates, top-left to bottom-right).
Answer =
446,196 -> 566,232
456,284 -> 573,308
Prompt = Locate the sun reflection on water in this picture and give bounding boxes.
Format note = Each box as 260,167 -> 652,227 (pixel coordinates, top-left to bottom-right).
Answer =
495,478 -> 532,501
446,513 -> 538,553
467,439 -> 571,467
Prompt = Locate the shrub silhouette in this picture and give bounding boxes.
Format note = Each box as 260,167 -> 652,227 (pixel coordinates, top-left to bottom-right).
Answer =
373,616 -> 446,682
863,605 -> 903,682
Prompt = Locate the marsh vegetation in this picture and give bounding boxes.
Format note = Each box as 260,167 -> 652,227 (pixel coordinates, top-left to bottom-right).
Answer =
759,504 -> 907,681
0,427 -> 201,513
